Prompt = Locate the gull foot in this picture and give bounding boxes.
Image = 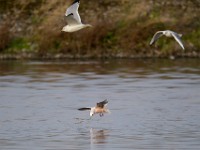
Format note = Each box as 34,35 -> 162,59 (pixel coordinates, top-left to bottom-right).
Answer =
99,113 -> 104,117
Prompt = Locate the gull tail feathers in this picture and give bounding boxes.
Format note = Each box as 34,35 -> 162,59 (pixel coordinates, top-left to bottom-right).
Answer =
106,109 -> 111,114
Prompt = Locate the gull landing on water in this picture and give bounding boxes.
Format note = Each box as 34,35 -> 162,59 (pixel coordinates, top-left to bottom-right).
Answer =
150,30 -> 185,50
78,100 -> 110,117
62,0 -> 92,32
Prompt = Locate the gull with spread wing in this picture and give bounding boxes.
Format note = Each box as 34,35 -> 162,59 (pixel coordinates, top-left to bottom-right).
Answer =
78,100 -> 110,117
150,30 -> 185,50
62,0 -> 92,32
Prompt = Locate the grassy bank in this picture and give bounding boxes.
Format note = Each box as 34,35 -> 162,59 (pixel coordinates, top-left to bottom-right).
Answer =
0,0 -> 200,59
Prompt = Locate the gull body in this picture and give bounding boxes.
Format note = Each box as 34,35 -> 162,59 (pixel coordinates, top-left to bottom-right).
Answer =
78,100 -> 110,117
150,30 -> 185,50
62,23 -> 92,33
62,0 -> 92,32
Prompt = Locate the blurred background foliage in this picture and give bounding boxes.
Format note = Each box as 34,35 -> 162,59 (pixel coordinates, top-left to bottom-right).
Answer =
0,0 -> 200,58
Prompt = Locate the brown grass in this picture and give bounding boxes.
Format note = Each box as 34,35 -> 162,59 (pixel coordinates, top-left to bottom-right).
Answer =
0,23 -> 12,52
0,0 -> 200,58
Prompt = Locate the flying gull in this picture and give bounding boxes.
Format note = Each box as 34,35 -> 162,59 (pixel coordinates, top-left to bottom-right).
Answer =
62,0 -> 92,32
150,30 -> 185,50
78,100 -> 110,117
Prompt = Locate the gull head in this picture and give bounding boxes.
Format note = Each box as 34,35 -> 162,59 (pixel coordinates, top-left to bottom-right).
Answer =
90,107 -> 95,117
62,26 -> 67,32
62,26 -> 71,32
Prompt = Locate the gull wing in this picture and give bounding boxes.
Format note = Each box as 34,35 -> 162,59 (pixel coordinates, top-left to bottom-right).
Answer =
171,32 -> 185,50
65,13 -> 79,25
96,100 -> 108,108
78,107 -> 91,111
150,31 -> 164,45
65,0 -> 81,24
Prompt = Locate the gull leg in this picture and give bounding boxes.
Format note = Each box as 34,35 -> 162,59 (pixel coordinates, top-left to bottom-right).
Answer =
99,113 -> 104,117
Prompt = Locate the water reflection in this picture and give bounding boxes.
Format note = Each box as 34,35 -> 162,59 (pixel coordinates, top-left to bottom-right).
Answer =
90,129 -> 109,144
0,59 -> 199,76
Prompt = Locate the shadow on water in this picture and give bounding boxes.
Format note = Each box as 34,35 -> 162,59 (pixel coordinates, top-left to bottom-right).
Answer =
0,59 -> 200,149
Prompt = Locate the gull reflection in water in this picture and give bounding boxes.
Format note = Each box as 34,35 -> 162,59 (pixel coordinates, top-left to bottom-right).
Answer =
90,128 -> 109,145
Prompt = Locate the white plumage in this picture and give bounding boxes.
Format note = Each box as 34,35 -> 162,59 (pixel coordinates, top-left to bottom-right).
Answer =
150,30 -> 185,50
62,0 -> 92,32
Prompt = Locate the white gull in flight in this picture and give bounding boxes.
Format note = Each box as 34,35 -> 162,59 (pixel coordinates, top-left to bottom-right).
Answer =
150,30 -> 185,50
78,100 -> 110,117
62,0 -> 92,32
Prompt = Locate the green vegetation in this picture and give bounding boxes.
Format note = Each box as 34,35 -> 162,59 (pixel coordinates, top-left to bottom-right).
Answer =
0,0 -> 200,59
6,38 -> 32,53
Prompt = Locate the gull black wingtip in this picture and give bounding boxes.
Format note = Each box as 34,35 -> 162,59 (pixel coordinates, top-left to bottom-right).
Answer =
72,0 -> 80,5
104,99 -> 108,103
66,13 -> 73,17
78,108 -> 91,111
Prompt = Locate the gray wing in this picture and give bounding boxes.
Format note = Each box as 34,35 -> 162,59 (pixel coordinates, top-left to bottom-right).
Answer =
171,32 -> 185,50
150,31 -> 164,45
96,99 -> 108,108
65,0 -> 81,24
65,14 -> 79,25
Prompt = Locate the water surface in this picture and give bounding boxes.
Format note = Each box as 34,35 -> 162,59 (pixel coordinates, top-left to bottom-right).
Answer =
0,59 -> 200,150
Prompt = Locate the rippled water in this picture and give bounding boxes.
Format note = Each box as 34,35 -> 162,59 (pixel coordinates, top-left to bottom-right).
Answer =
0,59 -> 200,150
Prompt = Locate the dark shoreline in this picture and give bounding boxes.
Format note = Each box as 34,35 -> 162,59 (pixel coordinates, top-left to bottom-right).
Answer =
0,53 -> 200,61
